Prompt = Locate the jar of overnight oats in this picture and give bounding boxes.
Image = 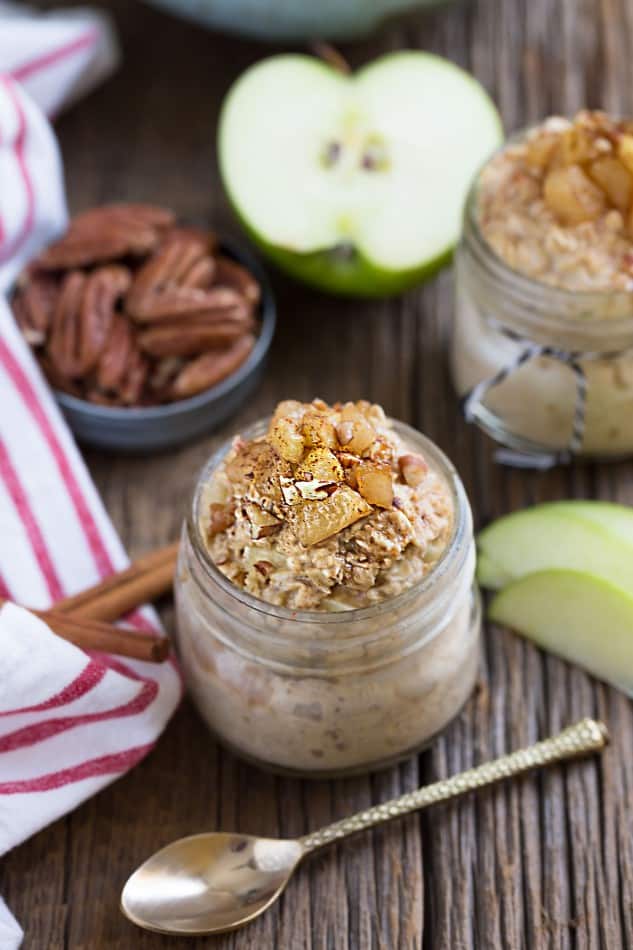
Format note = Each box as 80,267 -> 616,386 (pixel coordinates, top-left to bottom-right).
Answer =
452,111 -> 633,462
174,399 -> 480,777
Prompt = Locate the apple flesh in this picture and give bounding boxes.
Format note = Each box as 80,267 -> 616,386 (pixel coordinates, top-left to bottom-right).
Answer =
489,569 -> 633,696
477,501 -> 633,591
218,53 -> 502,297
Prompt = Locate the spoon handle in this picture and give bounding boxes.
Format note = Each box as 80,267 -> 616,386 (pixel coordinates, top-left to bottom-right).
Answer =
299,718 -> 608,854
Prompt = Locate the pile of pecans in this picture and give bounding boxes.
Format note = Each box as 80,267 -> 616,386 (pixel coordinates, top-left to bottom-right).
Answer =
12,204 -> 261,405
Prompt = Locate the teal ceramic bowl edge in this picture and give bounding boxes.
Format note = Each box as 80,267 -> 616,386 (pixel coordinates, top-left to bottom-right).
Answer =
55,240 -> 276,454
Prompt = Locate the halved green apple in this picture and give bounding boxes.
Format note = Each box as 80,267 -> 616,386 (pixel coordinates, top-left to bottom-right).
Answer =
218,53 -> 502,297
477,501 -> 633,591
489,569 -> 633,695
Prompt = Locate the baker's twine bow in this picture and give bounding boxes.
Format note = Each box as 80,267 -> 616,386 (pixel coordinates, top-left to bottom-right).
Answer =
461,320 -> 625,469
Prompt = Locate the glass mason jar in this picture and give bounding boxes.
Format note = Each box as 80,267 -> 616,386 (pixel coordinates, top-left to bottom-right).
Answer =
174,419 -> 481,778
452,166 -> 633,462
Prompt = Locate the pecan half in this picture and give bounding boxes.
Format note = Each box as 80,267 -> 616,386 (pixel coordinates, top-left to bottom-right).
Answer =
171,333 -> 255,399
37,204 -> 175,270
47,271 -> 87,378
92,344 -> 149,406
48,266 -> 130,379
95,314 -> 134,392
11,270 -> 59,345
161,226 -> 217,254
119,347 -> 149,405
138,316 -> 255,358
147,356 -> 186,394
38,354 -> 82,397
214,256 -> 261,305
125,237 -> 232,321
129,285 -> 245,323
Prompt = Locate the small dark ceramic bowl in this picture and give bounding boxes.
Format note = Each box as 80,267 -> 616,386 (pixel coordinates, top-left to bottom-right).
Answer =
54,240 -> 276,453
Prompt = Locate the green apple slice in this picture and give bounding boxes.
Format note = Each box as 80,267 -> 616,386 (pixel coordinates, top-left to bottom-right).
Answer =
477,501 -> 633,591
218,52 -> 502,296
489,569 -> 633,696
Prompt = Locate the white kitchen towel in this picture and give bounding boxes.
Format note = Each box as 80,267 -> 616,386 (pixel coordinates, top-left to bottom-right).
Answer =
0,9 -> 181,948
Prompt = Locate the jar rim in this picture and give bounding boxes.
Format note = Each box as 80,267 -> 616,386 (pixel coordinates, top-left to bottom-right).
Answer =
463,123 -> 633,326
185,415 -> 473,631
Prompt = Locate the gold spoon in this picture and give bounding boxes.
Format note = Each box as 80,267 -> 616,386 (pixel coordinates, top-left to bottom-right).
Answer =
121,718 -> 608,937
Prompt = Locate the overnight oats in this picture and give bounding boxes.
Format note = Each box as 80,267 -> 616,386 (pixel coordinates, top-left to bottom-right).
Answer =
175,398 -> 480,777
452,110 -> 633,460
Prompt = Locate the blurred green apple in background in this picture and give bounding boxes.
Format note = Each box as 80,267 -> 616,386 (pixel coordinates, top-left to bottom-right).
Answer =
218,53 -> 502,297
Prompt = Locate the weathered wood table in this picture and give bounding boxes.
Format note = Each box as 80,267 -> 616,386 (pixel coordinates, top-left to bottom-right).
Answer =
3,1 -> 633,946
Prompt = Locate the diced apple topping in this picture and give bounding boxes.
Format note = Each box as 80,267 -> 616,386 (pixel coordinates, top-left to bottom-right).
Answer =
336,404 -> 376,454
355,461 -> 393,508
399,453 -> 429,487
302,411 -> 338,449
296,447 -> 344,483
288,485 -> 372,547
271,399 -> 304,423
225,441 -> 292,503
269,416 -> 305,463
543,165 -> 606,224
588,157 -> 632,212
243,502 -> 282,539
617,135 -> 633,175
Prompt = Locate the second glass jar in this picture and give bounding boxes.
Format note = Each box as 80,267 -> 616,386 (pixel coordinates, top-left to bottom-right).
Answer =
452,170 -> 633,460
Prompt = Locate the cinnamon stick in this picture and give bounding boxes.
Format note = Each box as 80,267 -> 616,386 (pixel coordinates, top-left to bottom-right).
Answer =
55,541 -> 179,622
0,599 -> 169,663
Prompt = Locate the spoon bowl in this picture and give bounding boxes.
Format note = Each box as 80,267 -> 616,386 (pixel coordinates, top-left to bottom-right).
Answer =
121,832 -> 303,935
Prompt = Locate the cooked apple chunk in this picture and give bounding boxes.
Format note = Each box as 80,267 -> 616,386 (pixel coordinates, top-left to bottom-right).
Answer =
588,157 -> 632,212
243,502 -> 282,539
302,411 -> 338,449
288,485 -> 372,546
269,416 -> 305,463
336,404 -> 376,454
543,165 -> 606,224
225,441 -> 292,503
617,134 -> 633,174
296,447 -> 344,483
355,461 -> 393,508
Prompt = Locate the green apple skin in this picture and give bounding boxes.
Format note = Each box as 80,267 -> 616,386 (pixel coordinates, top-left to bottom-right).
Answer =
477,501 -> 633,592
228,208 -> 453,298
489,569 -> 633,696
218,52 -> 502,298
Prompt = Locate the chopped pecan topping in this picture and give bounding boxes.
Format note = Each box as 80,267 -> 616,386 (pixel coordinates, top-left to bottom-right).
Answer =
208,502 -> 236,538
398,453 -> 429,487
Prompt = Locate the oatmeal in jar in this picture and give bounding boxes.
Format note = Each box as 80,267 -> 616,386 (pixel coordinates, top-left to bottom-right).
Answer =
175,399 -> 480,776
452,110 -> 633,459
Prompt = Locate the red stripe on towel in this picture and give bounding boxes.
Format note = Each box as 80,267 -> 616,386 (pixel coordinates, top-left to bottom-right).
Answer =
0,79 -> 35,264
0,744 -> 153,794
0,338 -> 118,581
0,680 -> 158,752
0,437 -> 63,600
11,31 -> 97,83
0,660 -> 106,717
